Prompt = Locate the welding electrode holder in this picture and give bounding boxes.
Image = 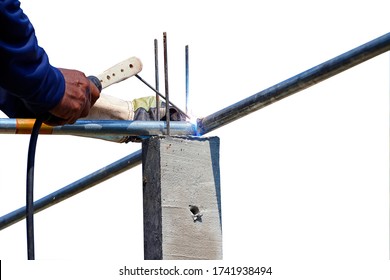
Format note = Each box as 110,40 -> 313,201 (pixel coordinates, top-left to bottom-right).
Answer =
87,75 -> 102,92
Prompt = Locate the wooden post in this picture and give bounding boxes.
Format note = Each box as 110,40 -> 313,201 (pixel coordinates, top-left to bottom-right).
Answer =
142,136 -> 222,260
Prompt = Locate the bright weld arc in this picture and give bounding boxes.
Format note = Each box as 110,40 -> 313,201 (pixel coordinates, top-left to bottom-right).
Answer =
191,117 -> 200,136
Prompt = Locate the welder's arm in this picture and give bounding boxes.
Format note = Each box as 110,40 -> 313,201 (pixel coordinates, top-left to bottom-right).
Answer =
86,94 -> 164,121
85,94 -> 163,121
0,0 -> 100,125
84,94 -> 186,121
83,94 -> 134,120
0,1 -> 63,115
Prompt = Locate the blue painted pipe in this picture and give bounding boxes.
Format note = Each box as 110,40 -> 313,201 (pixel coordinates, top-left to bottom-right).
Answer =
0,150 -> 142,231
197,32 -> 390,135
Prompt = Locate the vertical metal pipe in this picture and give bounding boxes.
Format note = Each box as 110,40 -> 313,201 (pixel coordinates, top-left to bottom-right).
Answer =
185,45 -> 189,115
154,39 -> 160,120
163,32 -> 170,135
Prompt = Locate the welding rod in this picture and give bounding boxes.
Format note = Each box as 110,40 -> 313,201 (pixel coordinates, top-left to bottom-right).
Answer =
197,32 -> 390,135
135,75 -> 190,119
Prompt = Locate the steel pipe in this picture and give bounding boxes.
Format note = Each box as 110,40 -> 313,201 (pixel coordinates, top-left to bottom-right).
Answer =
197,32 -> 390,135
0,119 -> 196,136
0,150 -> 142,231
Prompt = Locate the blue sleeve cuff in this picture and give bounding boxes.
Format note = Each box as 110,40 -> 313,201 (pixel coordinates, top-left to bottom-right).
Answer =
23,66 -> 65,116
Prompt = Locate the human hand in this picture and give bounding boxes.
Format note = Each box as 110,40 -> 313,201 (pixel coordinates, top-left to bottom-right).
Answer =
46,68 -> 100,125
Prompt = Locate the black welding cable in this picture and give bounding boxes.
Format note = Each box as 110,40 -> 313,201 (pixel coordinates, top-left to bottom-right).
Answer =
26,118 -> 43,260
25,77 -> 100,260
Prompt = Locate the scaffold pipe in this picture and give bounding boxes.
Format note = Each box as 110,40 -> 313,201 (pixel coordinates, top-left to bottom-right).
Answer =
0,119 -> 196,137
0,150 -> 142,230
197,32 -> 390,135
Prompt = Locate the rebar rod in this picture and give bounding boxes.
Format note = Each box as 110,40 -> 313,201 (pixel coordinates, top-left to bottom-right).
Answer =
0,150 -> 142,231
154,39 -> 160,120
185,45 -> 189,115
197,32 -> 390,135
163,32 -> 170,135
0,119 -> 196,136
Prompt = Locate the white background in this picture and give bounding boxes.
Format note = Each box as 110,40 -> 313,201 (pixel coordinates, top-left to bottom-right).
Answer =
0,0 -> 389,279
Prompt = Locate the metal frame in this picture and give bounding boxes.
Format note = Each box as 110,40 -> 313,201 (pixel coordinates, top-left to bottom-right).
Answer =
0,32 -> 389,232
0,120 -> 195,136
0,150 -> 142,230
197,32 -> 390,135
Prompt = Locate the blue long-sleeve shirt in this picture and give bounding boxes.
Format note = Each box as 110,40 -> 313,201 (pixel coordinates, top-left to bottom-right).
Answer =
0,0 -> 64,118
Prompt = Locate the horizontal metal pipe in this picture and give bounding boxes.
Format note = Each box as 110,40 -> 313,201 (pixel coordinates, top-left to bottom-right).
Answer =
197,32 -> 390,135
0,119 -> 196,136
0,150 -> 142,231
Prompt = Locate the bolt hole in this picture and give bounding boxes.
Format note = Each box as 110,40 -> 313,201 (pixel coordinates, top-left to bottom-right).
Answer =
189,205 -> 200,215
120,69 -> 124,72
112,73 -> 116,77
129,64 -> 134,68
106,75 -> 111,80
